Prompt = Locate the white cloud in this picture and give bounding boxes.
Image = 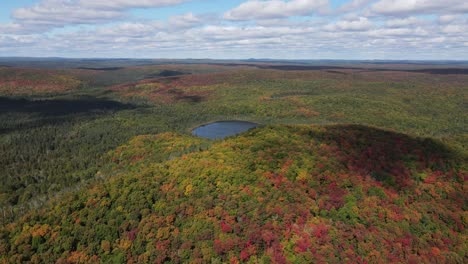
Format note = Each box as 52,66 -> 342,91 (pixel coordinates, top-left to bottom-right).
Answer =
94,21 -> 164,37
224,0 -> 329,21
192,25 -> 316,41
326,17 -> 373,31
13,4 -> 123,25
0,22 -> 54,34
10,0 -> 189,30
371,0 -> 468,16
336,0 -> 371,13
385,17 -> 423,28
437,14 -> 463,24
367,27 -> 428,37
0,23 -> 25,34
78,0 -> 188,9
0,34 -> 43,49
441,24 -> 468,35
2,18 -> 467,59
1,0 -> 468,59
168,12 -> 202,29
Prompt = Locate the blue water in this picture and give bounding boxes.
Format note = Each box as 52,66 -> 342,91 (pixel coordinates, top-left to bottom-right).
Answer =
192,121 -> 258,139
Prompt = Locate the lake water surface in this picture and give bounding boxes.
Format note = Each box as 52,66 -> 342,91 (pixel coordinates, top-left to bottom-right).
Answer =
192,121 -> 258,139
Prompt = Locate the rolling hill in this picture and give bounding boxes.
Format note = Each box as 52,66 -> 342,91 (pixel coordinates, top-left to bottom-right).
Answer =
0,124 -> 466,263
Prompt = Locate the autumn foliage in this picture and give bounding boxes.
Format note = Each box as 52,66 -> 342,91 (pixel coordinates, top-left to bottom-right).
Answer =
0,67 -> 81,95
0,124 -> 465,263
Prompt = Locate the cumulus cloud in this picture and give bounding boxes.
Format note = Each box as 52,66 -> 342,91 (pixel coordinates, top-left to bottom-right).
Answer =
367,27 -> 428,37
385,17 -> 423,28
437,14 -> 464,24
336,0 -> 371,13
2,18 -> 467,59
0,34 -> 40,47
0,23 -> 27,34
94,21 -> 164,38
326,17 -> 373,31
77,0 -> 188,9
13,4 -> 123,26
1,0 -> 467,59
11,0 -> 189,29
224,0 -> 329,21
440,23 -> 468,35
0,22 -> 55,34
370,0 -> 468,16
168,12 -> 203,29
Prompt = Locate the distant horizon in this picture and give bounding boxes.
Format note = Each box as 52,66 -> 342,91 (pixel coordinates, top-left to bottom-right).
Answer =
1,56 -> 468,63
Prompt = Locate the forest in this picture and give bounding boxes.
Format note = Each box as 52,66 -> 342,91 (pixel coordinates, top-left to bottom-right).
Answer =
0,60 -> 466,263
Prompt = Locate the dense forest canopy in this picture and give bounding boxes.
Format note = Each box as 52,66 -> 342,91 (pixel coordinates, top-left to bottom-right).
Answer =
0,61 -> 466,263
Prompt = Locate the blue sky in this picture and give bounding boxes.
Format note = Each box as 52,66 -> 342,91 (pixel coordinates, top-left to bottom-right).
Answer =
0,1 -> 34,22
0,0 -> 467,59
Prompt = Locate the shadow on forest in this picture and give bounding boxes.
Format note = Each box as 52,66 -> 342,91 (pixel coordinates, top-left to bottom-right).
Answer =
259,65 -> 350,71
0,96 -> 135,116
166,88 -> 204,102
308,124 -> 460,189
144,70 -> 189,79
412,68 -> 468,74
260,65 -> 468,75
0,96 -> 136,134
76,67 -> 123,71
228,63 -> 468,75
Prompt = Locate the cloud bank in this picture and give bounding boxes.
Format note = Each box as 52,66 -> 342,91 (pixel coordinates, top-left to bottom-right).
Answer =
1,0 -> 467,59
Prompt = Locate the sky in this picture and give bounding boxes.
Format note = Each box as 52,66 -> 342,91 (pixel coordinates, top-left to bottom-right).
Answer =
0,0 -> 467,60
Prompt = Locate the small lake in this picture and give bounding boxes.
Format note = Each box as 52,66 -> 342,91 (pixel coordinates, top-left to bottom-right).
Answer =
192,121 -> 259,139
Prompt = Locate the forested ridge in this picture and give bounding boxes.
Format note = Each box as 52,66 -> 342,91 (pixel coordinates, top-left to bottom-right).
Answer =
0,63 -> 466,263
0,125 -> 466,263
